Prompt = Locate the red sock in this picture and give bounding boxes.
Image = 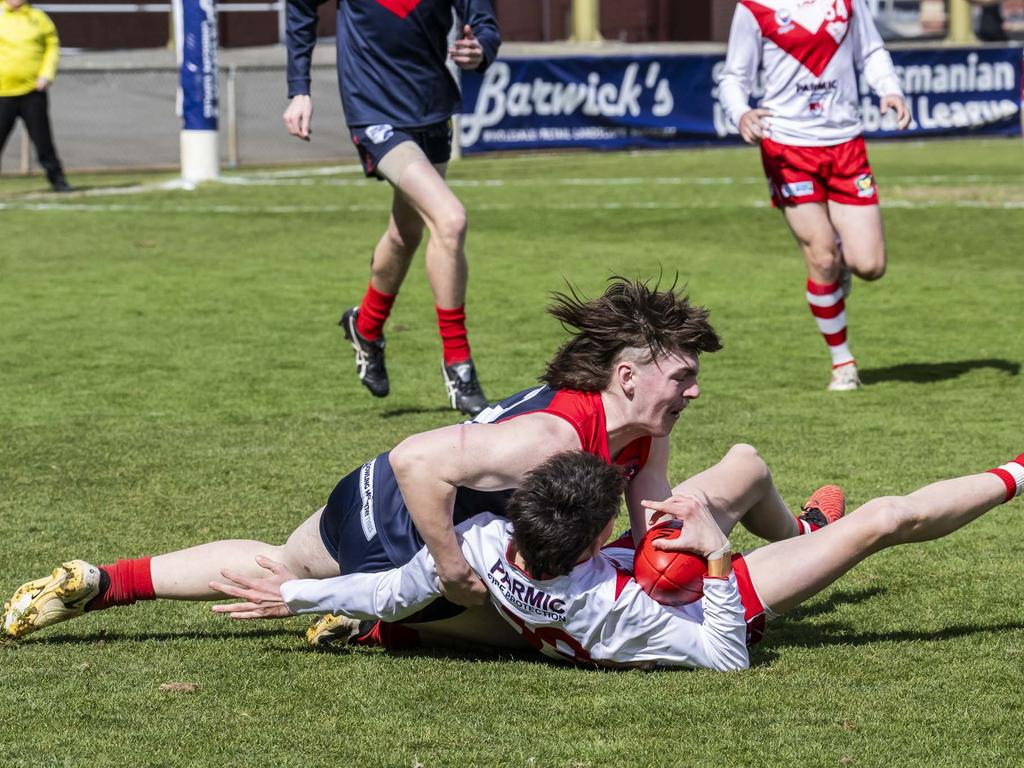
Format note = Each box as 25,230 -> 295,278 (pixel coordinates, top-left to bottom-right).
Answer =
987,453 -> 1024,503
352,620 -> 420,650
356,282 -> 396,341
436,305 -> 471,365
85,556 -> 156,611
796,518 -> 822,535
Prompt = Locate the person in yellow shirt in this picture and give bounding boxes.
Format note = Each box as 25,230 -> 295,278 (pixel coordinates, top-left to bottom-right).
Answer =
0,0 -> 71,191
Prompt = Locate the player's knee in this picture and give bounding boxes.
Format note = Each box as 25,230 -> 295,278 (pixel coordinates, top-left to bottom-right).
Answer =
433,204 -> 468,250
805,243 -> 841,276
856,256 -> 886,281
726,443 -> 769,481
852,496 -> 912,545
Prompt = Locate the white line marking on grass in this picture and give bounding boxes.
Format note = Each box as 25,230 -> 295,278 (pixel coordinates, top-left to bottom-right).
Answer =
5,199 -> 1024,214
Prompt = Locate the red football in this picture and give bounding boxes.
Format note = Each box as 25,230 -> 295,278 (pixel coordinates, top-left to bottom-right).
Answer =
634,521 -> 707,606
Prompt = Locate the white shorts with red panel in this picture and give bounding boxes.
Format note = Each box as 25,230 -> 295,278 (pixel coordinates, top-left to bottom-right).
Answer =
760,135 -> 879,208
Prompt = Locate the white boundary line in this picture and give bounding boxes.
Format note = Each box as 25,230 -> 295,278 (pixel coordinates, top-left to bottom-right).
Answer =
4,199 -> 1024,214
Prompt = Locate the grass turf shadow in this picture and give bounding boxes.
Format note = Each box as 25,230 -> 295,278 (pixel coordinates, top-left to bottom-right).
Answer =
750,586 -> 1024,666
859,358 -> 1019,385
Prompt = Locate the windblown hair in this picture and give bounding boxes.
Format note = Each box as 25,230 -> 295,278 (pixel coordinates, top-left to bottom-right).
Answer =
507,451 -> 626,578
541,276 -> 722,391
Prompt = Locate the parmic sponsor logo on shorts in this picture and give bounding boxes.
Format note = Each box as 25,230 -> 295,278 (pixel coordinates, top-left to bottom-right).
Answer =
366,124 -> 394,144
358,459 -> 377,541
487,559 -> 566,620
781,180 -> 815,198
855,173 -> 876,197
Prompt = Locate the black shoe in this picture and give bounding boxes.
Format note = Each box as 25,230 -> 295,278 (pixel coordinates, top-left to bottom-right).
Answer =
339,307 -> 389,397
50,178 -> 73,193
441,358 -> 488,417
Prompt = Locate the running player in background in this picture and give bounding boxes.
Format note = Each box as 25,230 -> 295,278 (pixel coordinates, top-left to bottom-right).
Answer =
284,0 -> 500,415
211,447 -> 1024,671
718,0 -> 911,391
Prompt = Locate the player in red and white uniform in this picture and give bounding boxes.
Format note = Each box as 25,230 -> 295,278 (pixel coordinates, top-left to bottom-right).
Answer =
208,447 -> 1024,670
719,0 -> 911,391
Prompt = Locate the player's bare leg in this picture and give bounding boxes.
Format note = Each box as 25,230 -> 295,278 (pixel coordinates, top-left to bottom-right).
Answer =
827,201 -> 886,281
783,202 -> 842,284
671,443 -> 799,541
783,202 -> 859,390
743,465 -> 1018,616
2,508 -> 340,638
377,143 -> 487,414
150,507 -> 340,599
368,185 -> 426,295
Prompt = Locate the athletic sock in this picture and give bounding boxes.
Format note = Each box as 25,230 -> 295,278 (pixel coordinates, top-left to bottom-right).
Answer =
356,282 -> 396,342
806,278 -> 854,368
986,453 -> 1024,503
352,619 -> 420,649
795,517 -> 822,535
85,556 -> 156,611
436,305 -> 471,366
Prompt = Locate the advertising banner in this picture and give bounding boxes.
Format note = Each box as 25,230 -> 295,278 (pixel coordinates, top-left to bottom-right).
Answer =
459,46 -> 1022,154
174,0 -> 219,131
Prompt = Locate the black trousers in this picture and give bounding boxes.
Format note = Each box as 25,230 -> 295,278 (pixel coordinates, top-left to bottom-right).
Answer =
0,90 -> 66,183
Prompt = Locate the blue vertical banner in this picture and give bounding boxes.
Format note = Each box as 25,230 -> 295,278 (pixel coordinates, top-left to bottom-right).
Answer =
459,47 -> 1022,154
176,0 -> 219,131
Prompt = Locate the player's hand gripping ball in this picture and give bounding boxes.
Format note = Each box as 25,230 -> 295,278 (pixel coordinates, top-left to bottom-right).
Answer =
634,520 -> 707,606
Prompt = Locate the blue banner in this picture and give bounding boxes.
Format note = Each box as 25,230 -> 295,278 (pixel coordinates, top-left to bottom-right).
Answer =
177,0 -> 219,131
459,46 -> 1022,154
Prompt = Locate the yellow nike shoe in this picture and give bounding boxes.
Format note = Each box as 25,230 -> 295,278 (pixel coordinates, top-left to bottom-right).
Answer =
3,560 -> 101,639
305,613 -> 361,647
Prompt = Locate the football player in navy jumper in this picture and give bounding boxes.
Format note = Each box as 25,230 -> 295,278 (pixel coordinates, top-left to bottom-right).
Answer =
284,0 -> 500,416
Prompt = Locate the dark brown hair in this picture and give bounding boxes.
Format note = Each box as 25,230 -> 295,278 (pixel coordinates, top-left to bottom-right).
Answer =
507,451 -> 626,578
541,276 -> 722,391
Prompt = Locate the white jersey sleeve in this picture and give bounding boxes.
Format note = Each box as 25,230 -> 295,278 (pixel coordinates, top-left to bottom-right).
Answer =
280,514 -> 499,620
281,544 -> 441,620
718,3 -> 764,129
850,0 -> 903,98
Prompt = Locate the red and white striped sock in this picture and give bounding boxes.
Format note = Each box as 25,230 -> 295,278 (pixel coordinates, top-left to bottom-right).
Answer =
806,278 -> 854,368
986,453 -> 1024,503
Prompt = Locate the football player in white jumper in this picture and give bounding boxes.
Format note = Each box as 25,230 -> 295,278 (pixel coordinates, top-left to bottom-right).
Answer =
209,448 -> 1024,670
719,0 -> 911,391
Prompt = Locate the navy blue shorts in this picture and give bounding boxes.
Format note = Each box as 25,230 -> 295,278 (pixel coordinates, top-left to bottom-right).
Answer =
349,119 -> 452,178
320,463 -> 465,622
319,464 -> 400,575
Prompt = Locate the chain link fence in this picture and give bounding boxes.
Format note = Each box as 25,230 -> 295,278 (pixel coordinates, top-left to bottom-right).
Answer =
1,64 -> 358,176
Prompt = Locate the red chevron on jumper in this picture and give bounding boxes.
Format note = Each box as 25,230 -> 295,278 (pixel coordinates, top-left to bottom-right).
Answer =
740,0 -> 853,78
374,0 -> 422,19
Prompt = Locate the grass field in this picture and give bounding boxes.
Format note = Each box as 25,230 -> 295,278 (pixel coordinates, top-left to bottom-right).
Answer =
2,137 -> 1023,767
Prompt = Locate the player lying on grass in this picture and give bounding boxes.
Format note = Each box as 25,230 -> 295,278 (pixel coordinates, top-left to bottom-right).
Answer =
209,447 -> 1024,670
4,278 -> 831,641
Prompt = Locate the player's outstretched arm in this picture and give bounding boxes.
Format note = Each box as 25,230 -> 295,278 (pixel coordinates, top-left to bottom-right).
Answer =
209,556 -> 298,619
389,414 -> 580,607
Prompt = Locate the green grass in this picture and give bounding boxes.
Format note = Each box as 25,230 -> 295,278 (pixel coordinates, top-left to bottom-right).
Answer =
2,138 -> 1023,767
